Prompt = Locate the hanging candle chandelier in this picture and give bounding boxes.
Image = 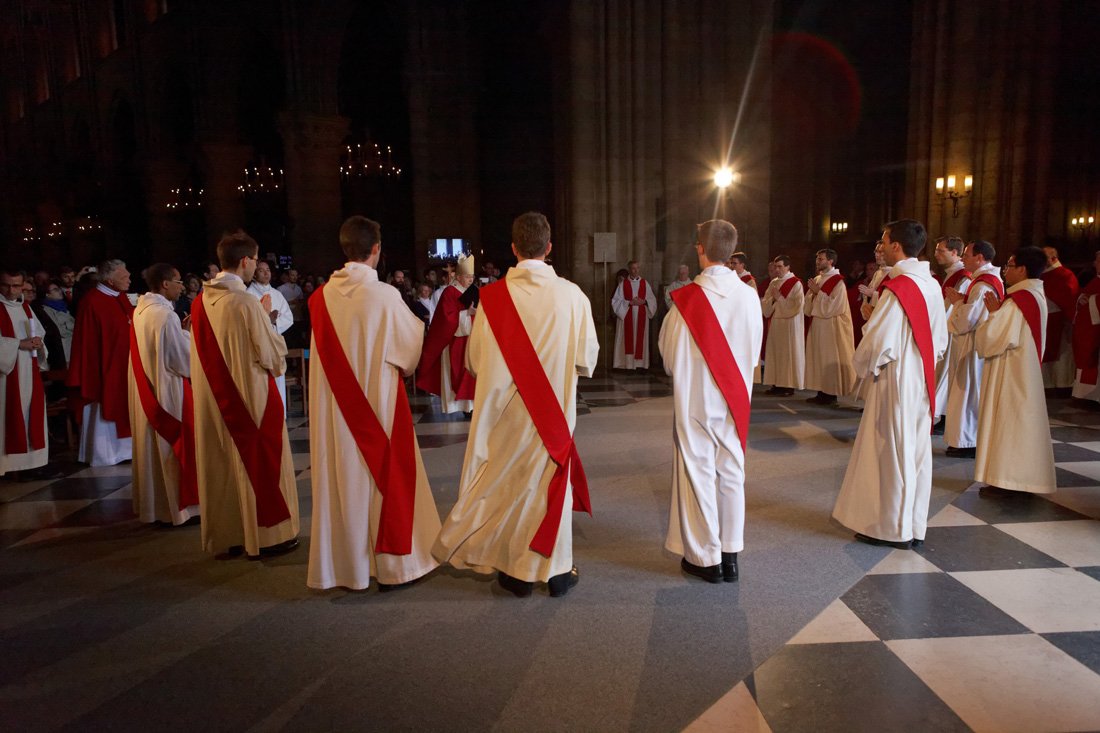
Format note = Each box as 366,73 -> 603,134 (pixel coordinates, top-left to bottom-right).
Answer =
340,141 -> 402,179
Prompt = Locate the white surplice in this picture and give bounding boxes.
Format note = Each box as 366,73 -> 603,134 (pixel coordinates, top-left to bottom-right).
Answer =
247,281 -> 293,410
191,273 -> 299,556
612,276 -> 657,369
944,263 -> 1000,449
933,262 -> 969,419
128,293 -> 198,525
803,267 -> 857,396
832,259 -> 948,542
307,263 -> 441,590
0,297 -> 48,475
761,273 -> 805,389
974,279 -> 1057,493
433,260 -> 599,582
658,266 -> 762,566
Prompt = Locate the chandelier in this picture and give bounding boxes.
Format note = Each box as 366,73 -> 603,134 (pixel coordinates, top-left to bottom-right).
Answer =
165,186 -> 204,210
340,142 -> 402,179
239,161 -> 284,196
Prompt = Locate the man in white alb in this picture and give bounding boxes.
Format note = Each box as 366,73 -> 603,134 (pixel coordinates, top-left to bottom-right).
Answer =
803,249 -> 856,405
931,236 -> 970,434
612,260 -> 657,370
247,260 -> 293,409
761,255 -> 805,396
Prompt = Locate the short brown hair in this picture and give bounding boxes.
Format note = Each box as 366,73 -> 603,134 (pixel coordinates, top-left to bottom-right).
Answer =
512,211 -> 551,258
217,229 -> 258,269
339,216 -> 381,261
697,219 -> 738,263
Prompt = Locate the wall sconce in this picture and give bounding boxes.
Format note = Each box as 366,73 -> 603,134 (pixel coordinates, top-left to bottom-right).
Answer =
830,222 -> 848,234
934,174 -> 972,217
1071,215 -> 1095,232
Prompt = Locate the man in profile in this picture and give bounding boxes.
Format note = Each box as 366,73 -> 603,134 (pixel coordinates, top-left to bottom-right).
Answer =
190,230 -> 299,559
434,212 -> 598,598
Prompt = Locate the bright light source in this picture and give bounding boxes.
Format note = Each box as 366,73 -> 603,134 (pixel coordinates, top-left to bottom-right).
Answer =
714,167 -> 735,188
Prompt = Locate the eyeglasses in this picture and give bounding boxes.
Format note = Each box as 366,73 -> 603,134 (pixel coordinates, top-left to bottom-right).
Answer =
170,279 -> 184,284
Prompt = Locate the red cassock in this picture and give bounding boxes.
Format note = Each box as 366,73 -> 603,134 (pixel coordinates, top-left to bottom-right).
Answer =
848,282 -> 866,348
1041,266 -> 1080,362
415,286 -> 476,400
1073,277 -> 1100,385
67,288 -> 134,438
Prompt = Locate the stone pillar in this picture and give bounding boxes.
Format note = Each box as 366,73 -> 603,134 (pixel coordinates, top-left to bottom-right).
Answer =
278,111 -> 348,273
199,142 -> 252,255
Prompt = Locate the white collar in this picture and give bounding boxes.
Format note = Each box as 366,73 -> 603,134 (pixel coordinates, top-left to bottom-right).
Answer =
97,283 -> 120,297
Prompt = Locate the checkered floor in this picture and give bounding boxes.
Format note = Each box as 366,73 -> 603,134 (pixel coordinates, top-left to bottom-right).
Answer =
687,397 -> 1100,733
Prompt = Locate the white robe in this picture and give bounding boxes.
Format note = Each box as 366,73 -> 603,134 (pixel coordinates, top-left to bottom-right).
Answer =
307,263 -> 441,590
933,262 -> 969,419
975,279 -> 1057,493
664,278 -> 692,310
191,273 -> 299,556
0,297 -> 49,475
434,260 -> 599,582
658,266 -> 762,566
612,276 -> 657,369
803,267 -> 857,396
832,259 -> 949,542
944,263 -> 1000,449
761,273 -> 805,389
247,281 -> 293,410
128,294 -> 198,525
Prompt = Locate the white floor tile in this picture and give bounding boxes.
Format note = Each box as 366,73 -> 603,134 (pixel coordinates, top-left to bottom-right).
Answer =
866,549 -> 943,574
995,520 -> 1100,567
927,504 -> 987,527
951,568 -> 1100,632
0,499 -> 92,529
1054,461 -> 1100,482
887,634 -> 1100,733
12,526 -> 98,547
1068,441 -> 1100,452
787,598 -> 879,644
682,681 -> 773,733
1044,487 -> 1100,521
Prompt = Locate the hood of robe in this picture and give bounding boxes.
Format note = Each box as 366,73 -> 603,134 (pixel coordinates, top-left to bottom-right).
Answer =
504,260 -> 556,296
694,265 -> 742,298
327,262 -> 379,298
1008,278 -> 1045,300
889,258 -> 932,282
200,273 -> 247,306
136,292 -> 173,316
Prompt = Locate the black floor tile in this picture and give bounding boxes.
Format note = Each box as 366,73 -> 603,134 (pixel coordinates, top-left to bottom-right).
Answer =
750,642 -> 970,732
1055,466 -> 1100,488
1077,566 -> 1100,583
1052,442 -> 1100,461
417,434 -> 469,449
952,490 -> 1089,524
416,411 -> 471,423
0,529 -> 33,550
1050,426 -> 1100,442
51,499 -> 136,527
1041,631 -> 1100,675
914,525 -> 1066,572
841,573 -> 1031,640
289,439 -> 311,454
16,475 -> 132,502
584,398 -> 637,408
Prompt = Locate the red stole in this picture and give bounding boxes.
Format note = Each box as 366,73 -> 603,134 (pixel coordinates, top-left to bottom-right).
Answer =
966,273 -> 1005,301
190,292 -> 290,527
479,279 -> 591,557
740,273 -> 754,287
669,284 -> 751,451
0,302 -> 45,454
621,279 -> 647,359
128,324 -> 198,509
1008,289 -> 1044,363
806,273 -> 845,337
1073,278 -> 1100,384
66,288 -> 134,437
882,276 -> 937,418
942,268 -> 969,297
415,286 -> 474,399
778,276 -> 799,298
309,286 -> 417,555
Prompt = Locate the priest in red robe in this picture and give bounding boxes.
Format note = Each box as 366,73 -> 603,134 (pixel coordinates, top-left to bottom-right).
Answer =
67,259 -> 134,466
1040,246 -> 1079,391
416,254 -> 476,414
0,270 -> 50,477
1072,251 -> 1100,404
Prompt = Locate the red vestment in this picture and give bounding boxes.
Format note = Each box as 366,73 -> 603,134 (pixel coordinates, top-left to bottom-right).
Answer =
1040,266 -> 1080,362
416,285 -> 475,400
67,288 -> 134,437
1073,277 -> 1100,384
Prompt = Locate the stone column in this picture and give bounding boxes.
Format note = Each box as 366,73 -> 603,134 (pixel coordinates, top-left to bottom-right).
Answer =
199,141 -> 252,255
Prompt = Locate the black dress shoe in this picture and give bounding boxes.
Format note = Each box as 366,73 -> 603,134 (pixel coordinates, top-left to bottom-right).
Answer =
721,552 -> 739,582
764,386 -> 783,396
854,533 -> 912,550
547,566 -> 579,597
777,388 -> 795,397
680,558 -> 723,583
378,578 -> 420,592
979,484 -> 1023,499
251,537 -> 300,560
945,446 -> 976,458
910,539 -> 925,548
217,545 -> 245,560
498,571 -> 534,598
930,417 -> 945,435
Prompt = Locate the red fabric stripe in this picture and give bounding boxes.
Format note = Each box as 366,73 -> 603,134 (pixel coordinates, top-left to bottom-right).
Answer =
779,276 -> 799,298
942,268 -> 969,296
190,292 -> 290,527
966,273 -> 1005,301
1073,279 -> 1100,384
1008,290 -> 1045,364
309,285 -> 417,555
621,279 -> 647,359
0,303 -> 46,454
479,279 -> 590,558
669,284 -> 752,452
820,273 -> 845,295
882,276 -> 937,419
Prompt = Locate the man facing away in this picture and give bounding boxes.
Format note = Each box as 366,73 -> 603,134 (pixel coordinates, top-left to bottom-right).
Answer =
1039,245 -> 1080,392
434,212 -> 598,598
128,263 -> 199,526
612,260 -> 657,370
931,236 -> 970,434
246,260 -> 293,409
67,258 -> 134,466
761,255 -> 805,396
190,231 -> 299,559
0,270 -> 49,478
307,216 -> 441,591
659,219 -> 761,583
974,246 -> 1057,498
833,219 -> 948,549
943,240 -> 1003,458
803,248 -> 857,405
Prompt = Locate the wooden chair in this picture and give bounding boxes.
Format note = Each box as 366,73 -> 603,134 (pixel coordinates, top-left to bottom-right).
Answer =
284,348 -> 308,415
42,368 -> 76,446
